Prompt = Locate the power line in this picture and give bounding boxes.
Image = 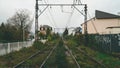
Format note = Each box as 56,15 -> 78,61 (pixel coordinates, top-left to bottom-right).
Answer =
44,12 -> 55,27
78,0 -> 82,4
39,0 -> 56,28
43,0 -> 58,28
74,0 -> 82,4
41,0 -> 86,33
48,8 -> 58,28
61,6 -> 74,13
65,0 -> 82,28
64,0 -> 76,28
65,7 -> 75,28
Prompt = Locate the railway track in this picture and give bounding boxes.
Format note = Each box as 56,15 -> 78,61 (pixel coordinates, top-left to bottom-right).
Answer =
66,45 -> 107,68
63,37 -> 107,68
77,47 -> 107,68
13,44 -> 56,68
64,45 -> 81,68
38,39 -> 81,68
65,44 -> 107,68
13,39 -> 107,68
39,45 -> 57,68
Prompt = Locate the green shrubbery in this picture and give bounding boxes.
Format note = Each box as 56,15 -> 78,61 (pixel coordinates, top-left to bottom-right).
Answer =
33,41 -> 45,50
55,40 -> 68,68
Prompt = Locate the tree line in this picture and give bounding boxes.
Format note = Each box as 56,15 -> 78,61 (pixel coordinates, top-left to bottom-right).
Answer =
0,9 -> 33,43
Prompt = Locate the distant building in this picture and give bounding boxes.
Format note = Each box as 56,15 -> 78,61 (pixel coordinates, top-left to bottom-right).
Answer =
39,25 -> 52,35
81,10 -> 120,34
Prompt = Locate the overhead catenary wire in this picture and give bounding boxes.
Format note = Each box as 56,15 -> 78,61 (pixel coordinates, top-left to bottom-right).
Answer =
65,0 -> 82,28
41,0 -> 85,32
44,12 -> 55,28
78,0 -> 82,4
43,0 -> 58,28
64,0 -> 76,28
39,0 -> 57,29
60,4 -> 75,13
65,7 -> 75,28
74,0 -> 82,4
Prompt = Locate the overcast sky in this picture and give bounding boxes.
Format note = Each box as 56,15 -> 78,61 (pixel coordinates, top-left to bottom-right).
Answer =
0,0 -> 120,33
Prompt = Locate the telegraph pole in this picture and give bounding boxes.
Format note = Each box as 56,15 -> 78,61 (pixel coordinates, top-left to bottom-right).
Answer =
84,4 -> 87,34
84,4 -> 88,46
35,0 -> 39,40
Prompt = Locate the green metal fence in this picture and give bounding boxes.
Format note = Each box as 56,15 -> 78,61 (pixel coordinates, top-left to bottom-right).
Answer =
88,34 -> 120,53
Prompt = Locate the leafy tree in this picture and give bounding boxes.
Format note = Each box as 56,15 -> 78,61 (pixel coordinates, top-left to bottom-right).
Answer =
0,22 -> 20,42
46,28 -> 52,36
7,9 -> 33,41
0,23 -> 5,42
63,28 -> 68,37
0,9 -> 33,42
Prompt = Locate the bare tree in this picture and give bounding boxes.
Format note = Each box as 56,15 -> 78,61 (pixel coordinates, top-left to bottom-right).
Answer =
7,9 -> 33,41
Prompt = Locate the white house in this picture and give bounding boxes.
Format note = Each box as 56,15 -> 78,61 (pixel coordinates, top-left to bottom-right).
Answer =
81,10 -> 120,34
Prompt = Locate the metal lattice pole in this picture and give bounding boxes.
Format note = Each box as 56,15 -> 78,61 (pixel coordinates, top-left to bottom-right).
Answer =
84,4 -> 88,46
35,0 -> 39,41
35,0 -> 87,41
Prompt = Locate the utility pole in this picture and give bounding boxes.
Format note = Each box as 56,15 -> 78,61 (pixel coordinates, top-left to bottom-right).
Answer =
84,4 -> 88,46
35,0 -> 39,41
84,4 -> 87,34
23,22 -> 25,41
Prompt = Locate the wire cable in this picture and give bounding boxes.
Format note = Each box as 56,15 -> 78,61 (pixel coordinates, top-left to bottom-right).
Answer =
65,7 -> 75,28
43,0 -> 58,28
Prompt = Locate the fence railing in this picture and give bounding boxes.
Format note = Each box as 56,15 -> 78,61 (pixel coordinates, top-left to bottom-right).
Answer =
88,34 -> 120,53
0,40 -> 34,56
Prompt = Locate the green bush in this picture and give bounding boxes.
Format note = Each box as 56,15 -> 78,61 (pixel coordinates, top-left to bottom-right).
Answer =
33,41 -> 44,50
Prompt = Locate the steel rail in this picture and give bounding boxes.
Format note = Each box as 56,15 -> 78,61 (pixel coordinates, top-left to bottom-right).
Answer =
77,48 -> 107,68
39,45 -> 57,68
64,45 -> 81,68
13,45 -> 51,68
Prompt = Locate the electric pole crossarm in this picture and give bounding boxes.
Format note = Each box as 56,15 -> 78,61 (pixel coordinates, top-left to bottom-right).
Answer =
38,4 -> 86,6
38,6 -> 49,17
73,6 -> 85,16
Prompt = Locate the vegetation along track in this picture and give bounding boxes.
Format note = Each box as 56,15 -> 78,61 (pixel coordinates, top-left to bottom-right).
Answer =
65,41 -> 107,68
39,39 -> 81,68
13,39 -> 108,68
77,47 -> 107,68
64,45 -> 81,68
13,43 -> 56,68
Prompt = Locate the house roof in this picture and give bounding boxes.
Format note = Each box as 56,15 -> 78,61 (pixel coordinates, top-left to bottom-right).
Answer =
95,10 -> 120,19
81,10 -> 120,25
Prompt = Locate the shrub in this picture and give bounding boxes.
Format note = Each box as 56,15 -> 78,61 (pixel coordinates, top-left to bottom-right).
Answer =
33,41 -> 44,50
